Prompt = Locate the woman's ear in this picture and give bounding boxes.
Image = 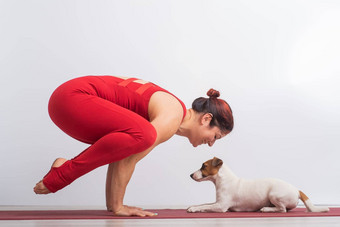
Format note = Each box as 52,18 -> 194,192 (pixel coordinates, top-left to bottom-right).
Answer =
200,113 -> 213,126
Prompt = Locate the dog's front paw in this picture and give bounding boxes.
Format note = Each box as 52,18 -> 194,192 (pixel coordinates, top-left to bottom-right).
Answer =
260,207 -> 267,212
187,206 -> 201,213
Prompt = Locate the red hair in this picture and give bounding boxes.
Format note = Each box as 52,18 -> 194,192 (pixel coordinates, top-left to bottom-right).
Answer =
192,89 -> 234,133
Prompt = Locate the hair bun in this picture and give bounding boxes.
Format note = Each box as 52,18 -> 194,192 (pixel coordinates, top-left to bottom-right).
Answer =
207,89 -> 220,98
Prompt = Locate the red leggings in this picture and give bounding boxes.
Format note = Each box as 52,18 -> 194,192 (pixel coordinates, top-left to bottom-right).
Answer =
43,76 -> 157,193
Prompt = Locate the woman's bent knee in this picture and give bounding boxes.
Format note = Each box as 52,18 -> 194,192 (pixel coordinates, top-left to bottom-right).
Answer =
139,123 -> 157,151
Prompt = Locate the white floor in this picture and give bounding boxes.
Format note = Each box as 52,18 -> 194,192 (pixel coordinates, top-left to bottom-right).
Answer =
1,206 -> 340,227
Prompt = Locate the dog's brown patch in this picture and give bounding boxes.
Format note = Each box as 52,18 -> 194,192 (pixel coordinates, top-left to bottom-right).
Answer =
200,157 -> 223,177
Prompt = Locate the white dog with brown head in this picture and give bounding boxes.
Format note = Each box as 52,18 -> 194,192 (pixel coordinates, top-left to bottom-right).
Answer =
188,157 -> 329,213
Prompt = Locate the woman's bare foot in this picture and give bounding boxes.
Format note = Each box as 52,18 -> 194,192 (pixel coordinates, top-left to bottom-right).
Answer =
33,158 -> 67,194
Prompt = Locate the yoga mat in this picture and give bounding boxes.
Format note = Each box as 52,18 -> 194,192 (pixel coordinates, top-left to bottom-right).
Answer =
1,208 -> 339,220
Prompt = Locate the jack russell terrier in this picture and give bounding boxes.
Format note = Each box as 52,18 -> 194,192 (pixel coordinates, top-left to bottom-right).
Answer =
188,157 -> 329,213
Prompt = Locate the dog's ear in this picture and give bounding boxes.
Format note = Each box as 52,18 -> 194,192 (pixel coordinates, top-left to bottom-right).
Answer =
212,157 -> 223,167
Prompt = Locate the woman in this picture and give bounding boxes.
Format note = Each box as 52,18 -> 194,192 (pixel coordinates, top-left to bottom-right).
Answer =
33,75 -> 234,217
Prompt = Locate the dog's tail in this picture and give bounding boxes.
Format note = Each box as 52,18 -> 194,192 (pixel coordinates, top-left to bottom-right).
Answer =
299,191 -> 329,212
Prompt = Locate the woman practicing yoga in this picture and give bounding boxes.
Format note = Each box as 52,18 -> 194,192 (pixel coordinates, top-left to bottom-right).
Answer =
33,75 -> 234,217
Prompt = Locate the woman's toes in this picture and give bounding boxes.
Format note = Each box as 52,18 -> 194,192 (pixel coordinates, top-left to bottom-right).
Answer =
33,181 -> 50,194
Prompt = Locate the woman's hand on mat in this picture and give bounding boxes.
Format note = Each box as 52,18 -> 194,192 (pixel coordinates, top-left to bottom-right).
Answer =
113,205 -> 157,217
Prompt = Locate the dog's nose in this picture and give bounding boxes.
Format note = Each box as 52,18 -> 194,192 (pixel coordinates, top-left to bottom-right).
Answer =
190,174 -> 194,179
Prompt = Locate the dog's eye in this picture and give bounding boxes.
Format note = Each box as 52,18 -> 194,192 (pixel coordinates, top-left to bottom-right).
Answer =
201,163 -> 206,170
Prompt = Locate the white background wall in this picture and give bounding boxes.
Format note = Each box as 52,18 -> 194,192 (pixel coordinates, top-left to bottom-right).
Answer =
1,0 -> 339,208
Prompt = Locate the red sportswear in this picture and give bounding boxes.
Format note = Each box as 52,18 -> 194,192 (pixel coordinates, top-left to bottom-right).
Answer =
43,76 -> 186,193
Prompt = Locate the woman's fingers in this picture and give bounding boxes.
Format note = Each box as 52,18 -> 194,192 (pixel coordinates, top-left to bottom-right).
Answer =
113,205 -> 158,217
126,205 -> 143,210
136,210 -> 158,217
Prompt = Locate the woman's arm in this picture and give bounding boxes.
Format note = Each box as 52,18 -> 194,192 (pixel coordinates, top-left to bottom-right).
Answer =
106,93 -> 184,216
108,145 -> 156,217
107,118 -> 182,216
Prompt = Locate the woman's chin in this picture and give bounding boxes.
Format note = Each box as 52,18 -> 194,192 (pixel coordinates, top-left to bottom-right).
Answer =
192,142 -> 202,147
